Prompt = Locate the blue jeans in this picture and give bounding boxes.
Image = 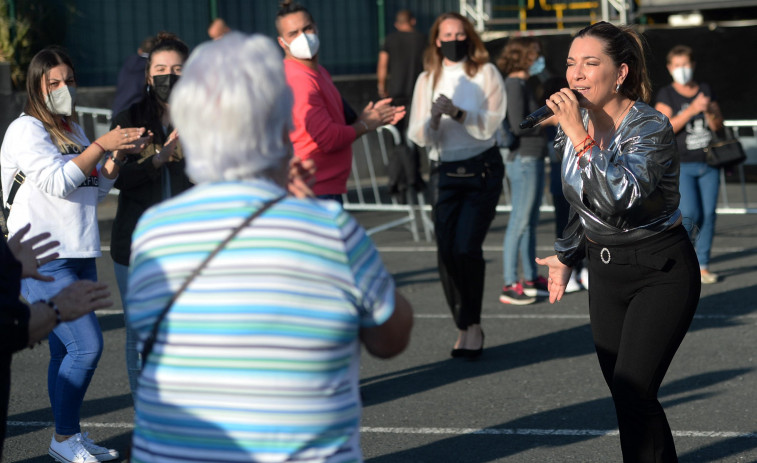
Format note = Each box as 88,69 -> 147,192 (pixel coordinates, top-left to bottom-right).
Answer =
679,162 -> 719,269
503,155 -> 545,285
21,258 -> 103,435
316,194 -> 344,205
114,261 -> 140,403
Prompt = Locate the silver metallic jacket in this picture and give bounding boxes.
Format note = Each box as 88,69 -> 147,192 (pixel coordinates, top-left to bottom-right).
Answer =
554,101 -> 682,267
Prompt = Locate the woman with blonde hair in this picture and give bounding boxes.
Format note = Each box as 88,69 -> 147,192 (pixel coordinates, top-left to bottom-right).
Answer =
408,12 -> 506,358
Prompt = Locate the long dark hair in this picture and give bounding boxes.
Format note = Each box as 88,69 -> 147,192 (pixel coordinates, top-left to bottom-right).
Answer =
24,46 -> 80,151
424,12 -> 489,90
573,21 -> 652,103
142,32 -> 188,137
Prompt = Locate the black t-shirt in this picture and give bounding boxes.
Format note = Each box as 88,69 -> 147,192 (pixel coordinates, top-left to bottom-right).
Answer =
381,30 -> 426,105
655,83 -> 715,163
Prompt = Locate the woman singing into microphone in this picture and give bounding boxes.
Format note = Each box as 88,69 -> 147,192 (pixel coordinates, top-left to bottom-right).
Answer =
536,22 -> 700,462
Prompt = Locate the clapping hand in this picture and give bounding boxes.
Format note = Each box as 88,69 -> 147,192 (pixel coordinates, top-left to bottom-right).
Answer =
52,281 -> 113,322
7,223 -> 60,281
153,130 -> 181,167
288,157 -> 316,198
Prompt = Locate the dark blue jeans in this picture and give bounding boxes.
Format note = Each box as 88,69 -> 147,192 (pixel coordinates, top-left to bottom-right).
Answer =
21,258 -> 103,435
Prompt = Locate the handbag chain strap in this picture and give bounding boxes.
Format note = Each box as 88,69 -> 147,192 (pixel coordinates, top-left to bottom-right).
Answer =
139,194 -> 286,367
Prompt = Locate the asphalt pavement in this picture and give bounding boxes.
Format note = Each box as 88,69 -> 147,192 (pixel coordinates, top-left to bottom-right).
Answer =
5,191 -> 757,463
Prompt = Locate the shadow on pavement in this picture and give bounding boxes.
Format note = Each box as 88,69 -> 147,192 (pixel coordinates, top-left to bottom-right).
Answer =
361,324 -> 595,408
365,368 -> 752,463
6,393 -> 132,439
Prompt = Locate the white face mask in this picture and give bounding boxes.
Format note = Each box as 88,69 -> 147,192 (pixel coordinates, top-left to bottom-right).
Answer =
45,85 -> 76,116
671,66 -> 693,85
282,32 -> 320,60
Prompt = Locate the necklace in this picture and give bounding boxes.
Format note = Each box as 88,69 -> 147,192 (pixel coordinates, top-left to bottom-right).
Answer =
612,98 -> 634,132
591,98 -> 634,149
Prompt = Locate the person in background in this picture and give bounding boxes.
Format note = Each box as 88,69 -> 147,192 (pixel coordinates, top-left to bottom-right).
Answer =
496,37 -> 549,305
208,17 -> 231,40
1,225 -> 112,461
109,32 -> 194,403
126,31 -> 412,463
654,44 -> 724,285
276,0 -> 405,202
408,12 -> 505,358
1,46 -> 145,463
543,75 -> 585,293
536,22 -> 700,462
377,9 -> 427,203
111,36 -> 156,117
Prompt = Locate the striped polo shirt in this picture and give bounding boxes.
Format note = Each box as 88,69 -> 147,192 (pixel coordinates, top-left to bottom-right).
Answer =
126,180 -> 395,463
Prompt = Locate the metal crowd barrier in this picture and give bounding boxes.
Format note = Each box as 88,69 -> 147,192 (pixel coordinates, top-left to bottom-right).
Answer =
343,125 -> 434,242
73,105 -> 756,242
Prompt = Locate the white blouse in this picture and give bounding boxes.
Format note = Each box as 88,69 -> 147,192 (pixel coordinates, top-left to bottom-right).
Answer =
408,60 -> 506,162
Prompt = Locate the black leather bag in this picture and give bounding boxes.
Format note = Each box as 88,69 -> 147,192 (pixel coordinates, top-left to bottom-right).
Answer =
438,152 -> 489,191
704,127 -> 746,169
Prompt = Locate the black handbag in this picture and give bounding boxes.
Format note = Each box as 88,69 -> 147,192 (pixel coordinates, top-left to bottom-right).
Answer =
704,127 -> 746,169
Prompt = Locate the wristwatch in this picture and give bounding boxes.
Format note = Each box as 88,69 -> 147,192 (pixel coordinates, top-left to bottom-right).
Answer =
110,154 -> 127,167
454,109 -> 464,121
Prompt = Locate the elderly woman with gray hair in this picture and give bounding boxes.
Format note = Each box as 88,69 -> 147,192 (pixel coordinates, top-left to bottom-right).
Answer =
125,32 -> 413,463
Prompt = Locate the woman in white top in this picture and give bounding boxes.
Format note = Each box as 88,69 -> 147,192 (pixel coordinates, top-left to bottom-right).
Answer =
408,12 -> 506,359
0,46 -> 144,463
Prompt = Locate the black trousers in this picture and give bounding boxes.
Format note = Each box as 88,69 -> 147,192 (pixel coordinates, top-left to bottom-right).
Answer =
431,147 -> 504,330
587,225 -> 701,463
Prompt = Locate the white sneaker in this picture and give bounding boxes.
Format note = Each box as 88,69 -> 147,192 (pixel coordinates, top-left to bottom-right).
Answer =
579,267 -> 589,290
565,271 -> 584,293
48,434 -> 99,463
81,432 -> 119,461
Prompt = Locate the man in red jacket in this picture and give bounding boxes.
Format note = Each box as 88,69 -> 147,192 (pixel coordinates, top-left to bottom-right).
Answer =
276,2 -> 405,202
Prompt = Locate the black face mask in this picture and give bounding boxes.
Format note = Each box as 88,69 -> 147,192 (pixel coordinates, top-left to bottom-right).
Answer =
440,39 -> 469,62
151,74 -> 180,103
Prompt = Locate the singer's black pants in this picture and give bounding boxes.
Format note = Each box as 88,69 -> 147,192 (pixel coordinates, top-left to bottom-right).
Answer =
587,225 -> 701,463
430,147 -> 503,330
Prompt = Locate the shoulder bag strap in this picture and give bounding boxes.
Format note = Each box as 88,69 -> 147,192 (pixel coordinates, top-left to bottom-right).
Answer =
3,171 -> 26,220
139,194 -> 286,366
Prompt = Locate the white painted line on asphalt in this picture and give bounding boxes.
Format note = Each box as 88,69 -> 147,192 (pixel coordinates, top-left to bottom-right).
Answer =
101,245 -> 752,253
6,421 -> 757,439
413,314 -> 757,320
93,311 -> 757,320
374,246 -> 752,253
361,427 -> 757,439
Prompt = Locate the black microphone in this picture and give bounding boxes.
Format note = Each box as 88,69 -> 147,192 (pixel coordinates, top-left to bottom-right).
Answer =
519,89 -> 583,129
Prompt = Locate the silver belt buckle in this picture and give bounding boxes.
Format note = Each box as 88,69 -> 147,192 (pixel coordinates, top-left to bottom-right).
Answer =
600,247 -> 611,264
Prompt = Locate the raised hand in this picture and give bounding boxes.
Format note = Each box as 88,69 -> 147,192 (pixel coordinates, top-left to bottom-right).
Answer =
52,280 -> 113,322
287,157 -> 316,198
7,223 -> 60,281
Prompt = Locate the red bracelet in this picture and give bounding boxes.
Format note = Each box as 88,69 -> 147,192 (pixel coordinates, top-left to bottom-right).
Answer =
575,134 -> 592,152
576,141 -> 596,166
92,141 -> 106,152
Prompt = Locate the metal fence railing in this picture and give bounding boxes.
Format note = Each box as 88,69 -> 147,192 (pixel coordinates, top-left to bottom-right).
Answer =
73,105 -> 757,243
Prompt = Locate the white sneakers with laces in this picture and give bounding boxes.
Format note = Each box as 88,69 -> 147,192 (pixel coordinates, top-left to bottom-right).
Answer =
81,432 -> 119,461
48,433 -> 119,463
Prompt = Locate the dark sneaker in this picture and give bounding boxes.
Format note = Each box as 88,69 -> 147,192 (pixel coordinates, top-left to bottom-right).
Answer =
523,276 -> 550,297
499,282 -> 536,305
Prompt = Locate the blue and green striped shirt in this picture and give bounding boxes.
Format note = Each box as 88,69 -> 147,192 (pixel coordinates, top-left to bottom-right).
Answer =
127,180 -> 395,463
